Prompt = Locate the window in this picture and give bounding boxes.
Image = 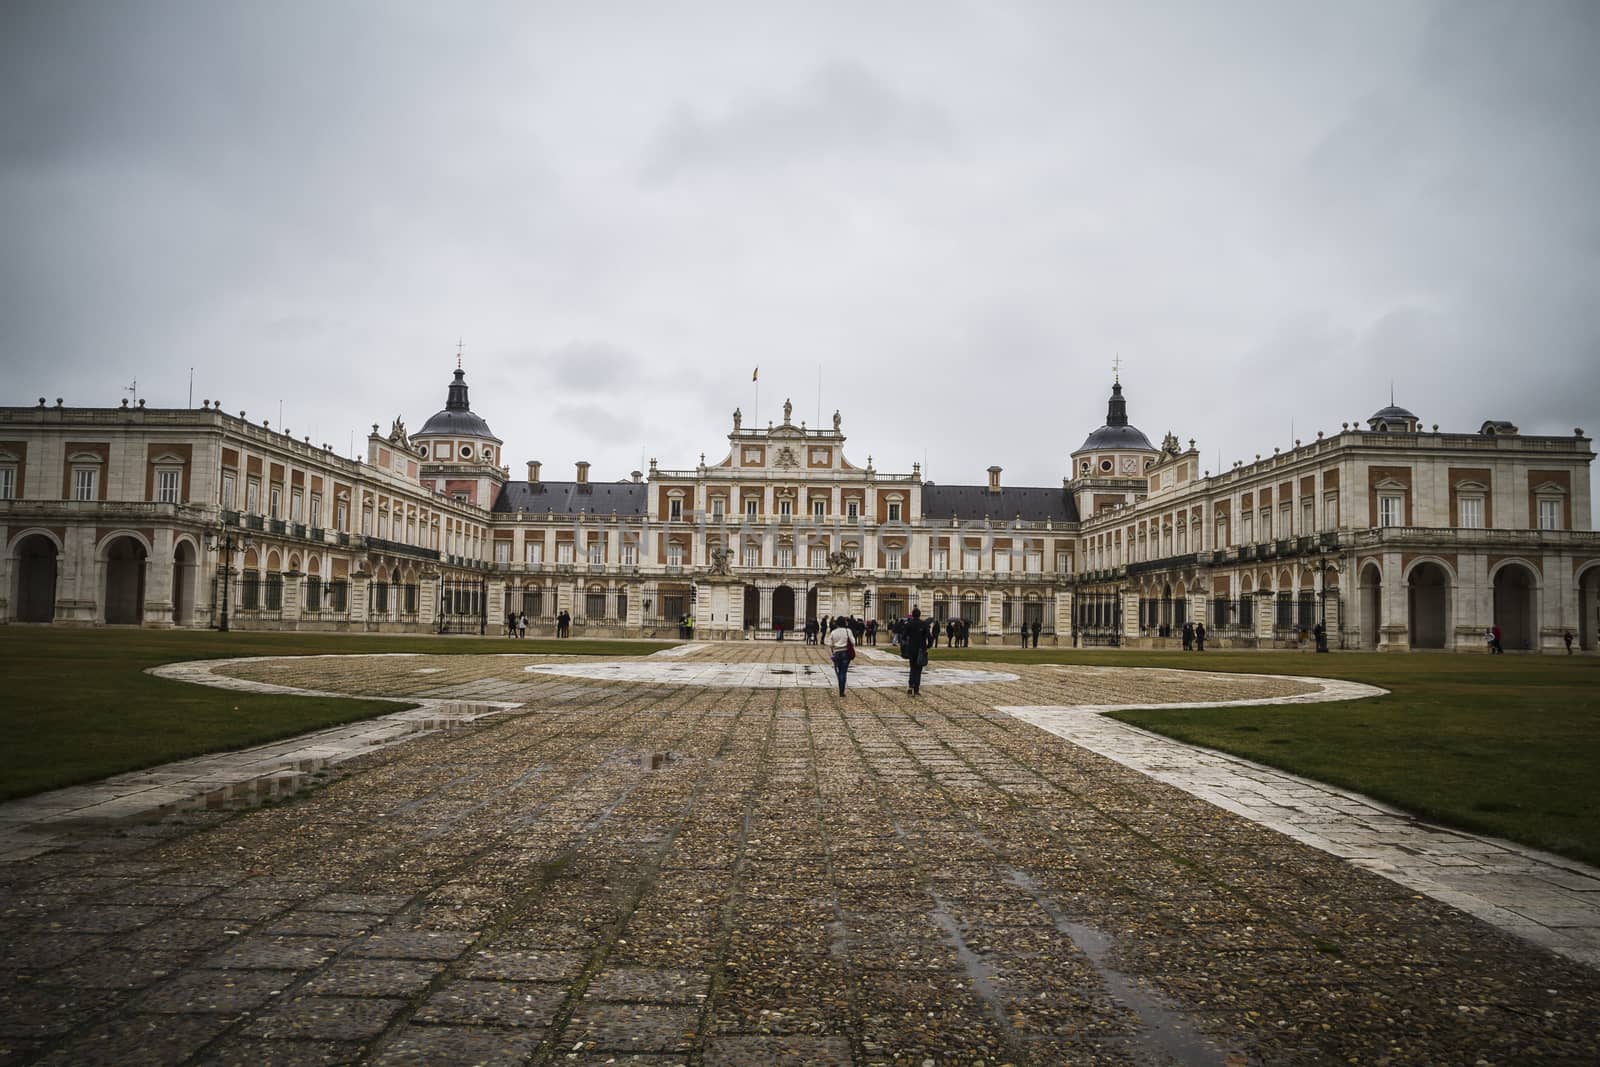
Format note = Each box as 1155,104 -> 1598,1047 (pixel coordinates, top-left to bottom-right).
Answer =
495,541 -> 510,564
336,500 -> 348,531
777,545 -> 794,568
1241,513 -> 1253,543
669,498 -> 682,521
0,465 -> 14,499
1302,498 -> 1314,534
73,467 -> 97,501
310,492 -> 322,525
1458,496 -> 1484,529
1324,493 -> 1339,529
269,486 -> 282,519
1259,510 -> 1271,539
667,543 -> 685,566
1280,504 -> 1292,536
779,499 -> 792,518
746,499 -> 758,519
932,548 -> 949,571
742,544 -> 760,568
885,549 -> 901,573
810,546 -> 827,569
557,542 -> 574,563
993,550 -> 1011,572
1538,498 -> 1562,530
290,490 -> 302,522
813,499 -> 826,519
711,498 -> 725,519
1056,551 -> 1072,574
1379,494 -> 1403,527
887,502 -> 901,522
246,478 -> 260,514
846,500 -> 859,520
526,540 -> 544,564
1025,551 -> 1043,573
622,542 -> 637,566
587,540 -> 604,565
156,469 -> 180,504
221,472 -> 236,509
962,547 -> 980,571
586,590 -> 607,618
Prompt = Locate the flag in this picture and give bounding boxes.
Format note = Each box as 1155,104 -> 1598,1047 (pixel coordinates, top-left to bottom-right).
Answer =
752,366 -> 759,382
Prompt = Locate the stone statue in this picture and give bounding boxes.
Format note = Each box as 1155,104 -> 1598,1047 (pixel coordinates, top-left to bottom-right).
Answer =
708,547 -> 734,576
833,409 -> 842,432
827,551 -> 856,576
783,398 -> 793,424
733,407 -> 742,431
389,417 -> 410,449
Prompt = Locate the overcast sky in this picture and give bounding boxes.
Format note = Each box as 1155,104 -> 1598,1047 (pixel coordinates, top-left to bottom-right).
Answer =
4,1 -> 1597,518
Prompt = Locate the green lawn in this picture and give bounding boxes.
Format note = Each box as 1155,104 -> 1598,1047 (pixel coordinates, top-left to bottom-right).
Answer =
0,628 -> 673,801
937,645 -> 1600,866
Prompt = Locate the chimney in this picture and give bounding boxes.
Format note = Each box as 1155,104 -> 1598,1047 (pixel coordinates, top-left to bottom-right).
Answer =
526,460 -> 541,483
988,465 -> 1002,492
631,470 -> 643,483
576,460 -> 590,485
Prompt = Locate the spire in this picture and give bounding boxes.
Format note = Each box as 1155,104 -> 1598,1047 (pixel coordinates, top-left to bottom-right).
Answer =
1105,381 -> 1129,427
446,367 -> 470,412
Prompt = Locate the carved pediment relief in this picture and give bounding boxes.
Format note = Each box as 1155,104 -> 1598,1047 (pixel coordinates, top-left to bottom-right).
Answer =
1372,477 -> 1409,492
1453,479 -> 1488,492
1532,481 -> 1568,496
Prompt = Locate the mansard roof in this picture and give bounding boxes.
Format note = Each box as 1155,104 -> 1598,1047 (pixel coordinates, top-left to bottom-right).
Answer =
920,484 -> 1080,524
492,480 -> 648,515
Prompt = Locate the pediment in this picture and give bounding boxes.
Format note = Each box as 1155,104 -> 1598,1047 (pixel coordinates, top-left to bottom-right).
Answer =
67,451 -> 104,464
1453,479 -> 1488,492
150,452 -> 188,466
1372,477 -> 1409,492
1532,481 -> 1568,496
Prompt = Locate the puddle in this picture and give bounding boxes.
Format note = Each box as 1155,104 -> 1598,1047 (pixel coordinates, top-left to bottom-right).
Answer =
1006,868 -> 1237,1067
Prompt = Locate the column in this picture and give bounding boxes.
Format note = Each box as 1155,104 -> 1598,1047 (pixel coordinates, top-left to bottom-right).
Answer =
1057,589 -> 1074,644
350,572 -> 370,626
146,528 -> 175,627
757,584 -> 773,631
487,582 -> 506,635
280,570 -> 301,629
1121,591 -> 1140,644
1379,549 -> 1408,651
1256,594 -> 1276,642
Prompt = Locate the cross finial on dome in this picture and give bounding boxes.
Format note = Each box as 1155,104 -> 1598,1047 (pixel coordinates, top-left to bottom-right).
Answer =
1112,354 -> 1122,383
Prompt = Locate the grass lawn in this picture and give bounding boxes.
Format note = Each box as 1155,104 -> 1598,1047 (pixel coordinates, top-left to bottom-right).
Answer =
0,628 -> 674,802
936,645 -> 1600,867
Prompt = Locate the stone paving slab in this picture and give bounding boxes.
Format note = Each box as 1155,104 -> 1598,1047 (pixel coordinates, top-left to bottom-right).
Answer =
1002,702 -> 1600,969
1,647 -> 1596,1065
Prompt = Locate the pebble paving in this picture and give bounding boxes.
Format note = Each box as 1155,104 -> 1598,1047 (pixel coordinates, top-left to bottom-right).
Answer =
1,644 -> 1597,1065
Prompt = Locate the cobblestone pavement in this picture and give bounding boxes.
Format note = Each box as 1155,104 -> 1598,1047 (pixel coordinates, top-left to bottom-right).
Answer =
2,645 -> 1597,1065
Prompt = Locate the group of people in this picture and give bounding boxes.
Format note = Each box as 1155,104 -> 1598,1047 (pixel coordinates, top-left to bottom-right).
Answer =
677,614 -> 695,639
825,608 -> 939,696
1180,621 -> 1209,651
505,611 -> 529,638
1017,620 -> 1043,647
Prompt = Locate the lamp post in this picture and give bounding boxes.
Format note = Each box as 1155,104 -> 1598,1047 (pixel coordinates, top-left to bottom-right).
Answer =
1314,552 -> 1336,653
205,525 -> 251,633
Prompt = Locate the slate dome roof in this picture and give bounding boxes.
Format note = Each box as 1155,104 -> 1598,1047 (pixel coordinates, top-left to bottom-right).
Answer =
417,368 -> 499,441
1369,404 -> 1418,423
1076,381 -> 1156,453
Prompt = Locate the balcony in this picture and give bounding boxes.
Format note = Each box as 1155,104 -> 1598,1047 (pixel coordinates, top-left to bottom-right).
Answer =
362,536 -> 441,562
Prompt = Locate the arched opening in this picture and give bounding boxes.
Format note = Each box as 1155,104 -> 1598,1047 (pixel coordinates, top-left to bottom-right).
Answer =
13,534 -> 58,622
1493,564 -> 1537,651
1407,562 -> 1449,649
1359,563 -> 1382,649
743,584 -> 760,630
1580,566 -> 1600,652
772,585 -> 795,633
805,585 -> 818,625
172,540 -> 197,626
104,536 -> 148,625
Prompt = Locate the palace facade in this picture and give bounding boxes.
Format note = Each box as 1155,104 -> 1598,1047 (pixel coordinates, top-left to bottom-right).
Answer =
2,369 -> 1597,651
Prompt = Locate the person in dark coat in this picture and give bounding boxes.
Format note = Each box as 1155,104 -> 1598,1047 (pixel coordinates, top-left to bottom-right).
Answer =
1194,621 -> 1206,652
1031,619 -> 1042,648
901,607 -> 931,695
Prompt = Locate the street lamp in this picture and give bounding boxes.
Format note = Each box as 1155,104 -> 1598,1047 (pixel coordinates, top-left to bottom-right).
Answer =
1314,552 -> 1336,653
205,525 -> 251,633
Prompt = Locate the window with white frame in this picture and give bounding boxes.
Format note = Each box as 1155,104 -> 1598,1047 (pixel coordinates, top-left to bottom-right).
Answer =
310,492 -> 321,525
1379,494 -> 1404,527
587,539 -> 604,564
156,468 -> 180,504
812,499 -> 826,519
668,498 -> 682,521
1280,504 -> 1292,537
932,547 -> 949,570
1241,513 -> 1253,543
1301,498 -> 1314,534
72,466 -> 97,501
962,546 -> 980,570
1260,509 -> 1271,539
495,541 -> 510,564
622,541 -> 637,566
0,464 -> 14,500
1056,551 -> 1072,573
290,489 -> 302,522
745,499 -> 758,519
246,478 -> 260,514
269,486 -> 282,519
810,546 -> 827,568
1025,550 -> 1043,573
887,501 -> 901,522
777,545 -> 794,568
221,472 -> 236,509
1324,492 -> 1339,529
667,542 -> 685,566
711,497 -> 725,519
556,541 -> 574,563
742,543 -> 760,567
1537,497 -> 1562,530
526,540 -> 544,564
846,500 -> 859,520
336,499 -> 348,531
779,498 -> 792,518
1458,495 -> 1484,529
993,550 -> 1011,573
885,549 -> 901,572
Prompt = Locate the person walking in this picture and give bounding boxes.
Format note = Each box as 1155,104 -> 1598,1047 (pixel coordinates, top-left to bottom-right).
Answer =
1491,624 -> 1503,654
901,607 -> 931,695
1564,630 -> 1574,654
826,617 -> 855,696
1194,621 -> 1207,652
1031,619 -> 1042,648
518,611 -> 528,639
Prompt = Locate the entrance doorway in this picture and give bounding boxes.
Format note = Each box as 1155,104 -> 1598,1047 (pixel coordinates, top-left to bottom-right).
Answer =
13,534 -> 58,622
1359,563 -> 1381,649
1493,563 -> 1537,651
1407,562 -> 1449,649
743,584 -> 760,630
772,585 -> 795,632
104,536 -> 147,625
172,540 -> 197,625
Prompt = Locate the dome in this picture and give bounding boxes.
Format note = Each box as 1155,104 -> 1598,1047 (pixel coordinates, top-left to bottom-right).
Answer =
1369,404 -> 1417,423
1367,402 -> 1420,432
1075,381 -> 1156,453
416,368 -> 499,441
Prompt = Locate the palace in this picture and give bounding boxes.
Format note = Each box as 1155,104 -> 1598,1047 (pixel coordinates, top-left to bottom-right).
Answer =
2,368 -> 1596,651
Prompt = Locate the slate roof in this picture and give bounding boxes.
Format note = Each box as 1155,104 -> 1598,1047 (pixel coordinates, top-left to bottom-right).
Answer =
492,481 -> 648,515
920,484 -> 1079,524
1078,424 -> 1157,451
419,408 -> 497,438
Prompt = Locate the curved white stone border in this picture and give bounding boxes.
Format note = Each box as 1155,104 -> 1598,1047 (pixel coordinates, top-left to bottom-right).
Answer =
1000,673 -> 1600,971
1038,665 -> 1388,710
524,660 -> 1019,689
148,653 -> 523,714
